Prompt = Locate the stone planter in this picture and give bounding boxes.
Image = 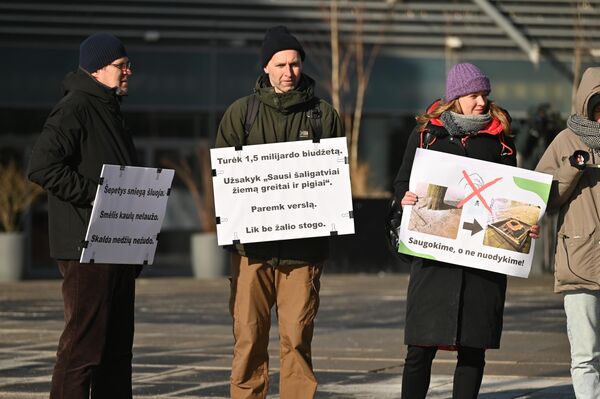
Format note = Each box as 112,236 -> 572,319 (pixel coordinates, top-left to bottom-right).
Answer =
191,233 -> 228,278
0,232 -> 25,282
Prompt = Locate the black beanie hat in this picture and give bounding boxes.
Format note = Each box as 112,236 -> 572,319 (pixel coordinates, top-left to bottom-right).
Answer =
587,93 -> 600,121
261,26 -> 305,67
79,33 -> 128,73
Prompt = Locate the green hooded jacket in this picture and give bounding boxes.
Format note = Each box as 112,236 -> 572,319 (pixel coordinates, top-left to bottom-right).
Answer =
216,73 -> 343,266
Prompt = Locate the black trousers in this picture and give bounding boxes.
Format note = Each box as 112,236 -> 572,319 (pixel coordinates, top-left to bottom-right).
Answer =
50,260 -> 137,399
401,345 -> 486,399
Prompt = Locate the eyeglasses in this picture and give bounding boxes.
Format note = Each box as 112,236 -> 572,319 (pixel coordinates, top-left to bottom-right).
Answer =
109,61 -> 132,72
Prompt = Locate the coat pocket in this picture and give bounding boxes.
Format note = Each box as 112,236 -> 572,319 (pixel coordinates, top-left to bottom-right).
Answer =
555,226 -> 600,285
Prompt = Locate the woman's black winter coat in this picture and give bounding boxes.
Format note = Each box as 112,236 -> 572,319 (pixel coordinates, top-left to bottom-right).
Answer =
393,116 -> 516,349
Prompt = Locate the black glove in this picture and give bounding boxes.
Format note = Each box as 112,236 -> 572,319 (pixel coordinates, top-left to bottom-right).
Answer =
569,150 -> 590,170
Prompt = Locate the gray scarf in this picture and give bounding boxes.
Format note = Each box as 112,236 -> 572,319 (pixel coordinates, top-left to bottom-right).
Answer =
567,114 -> 600,150
440,111 -> 492,137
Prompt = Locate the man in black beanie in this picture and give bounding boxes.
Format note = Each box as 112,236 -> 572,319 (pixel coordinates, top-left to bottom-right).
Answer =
216,26 -> 342,399
28,32 -> 139,399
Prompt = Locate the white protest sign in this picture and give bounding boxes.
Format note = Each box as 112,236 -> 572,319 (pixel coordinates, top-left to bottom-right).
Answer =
398,148 -> 552,278
80,165 -> 174,265
210,137 -> 354,245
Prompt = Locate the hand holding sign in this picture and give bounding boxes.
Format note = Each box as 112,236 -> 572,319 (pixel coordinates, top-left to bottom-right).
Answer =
398,148 -> 552,278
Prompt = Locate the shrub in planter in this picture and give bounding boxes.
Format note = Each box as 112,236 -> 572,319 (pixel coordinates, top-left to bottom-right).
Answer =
0,161 -> 44,281
162,144 -> 227,278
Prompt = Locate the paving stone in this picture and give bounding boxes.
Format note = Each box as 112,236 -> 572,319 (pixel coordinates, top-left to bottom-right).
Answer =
0,274 -> 576,398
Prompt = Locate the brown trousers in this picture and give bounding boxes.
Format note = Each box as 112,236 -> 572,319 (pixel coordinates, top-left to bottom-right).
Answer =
50,260 -> 136,399
229,254 -> 322,399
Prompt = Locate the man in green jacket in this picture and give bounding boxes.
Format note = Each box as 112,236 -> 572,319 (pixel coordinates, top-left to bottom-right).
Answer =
216,25 -> 343,399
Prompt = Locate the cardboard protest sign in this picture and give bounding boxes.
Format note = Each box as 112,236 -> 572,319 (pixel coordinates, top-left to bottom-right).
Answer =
80,165 -> 174,265
398,148 -> 552,278
210,137 -> 354,245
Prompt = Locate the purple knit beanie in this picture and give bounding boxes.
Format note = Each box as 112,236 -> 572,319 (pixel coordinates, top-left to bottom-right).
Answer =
445,63 -> 491,102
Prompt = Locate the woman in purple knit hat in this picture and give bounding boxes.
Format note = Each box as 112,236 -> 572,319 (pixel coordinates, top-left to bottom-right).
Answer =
392,63 -> 539,398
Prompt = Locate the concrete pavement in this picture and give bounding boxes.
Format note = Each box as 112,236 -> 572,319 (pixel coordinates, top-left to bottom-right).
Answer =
0,273 -> 575,398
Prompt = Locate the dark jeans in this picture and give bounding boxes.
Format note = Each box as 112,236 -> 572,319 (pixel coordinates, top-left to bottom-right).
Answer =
401,345 -> 486,399
50,260 -> 137,399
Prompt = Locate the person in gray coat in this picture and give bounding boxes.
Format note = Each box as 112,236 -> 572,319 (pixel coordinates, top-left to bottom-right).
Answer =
536,66 -> 600,399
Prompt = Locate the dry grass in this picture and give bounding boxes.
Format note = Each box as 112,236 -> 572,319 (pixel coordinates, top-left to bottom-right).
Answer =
160,144 -> 216,233
350,161 -> 390,198
0,161 -> 44,232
